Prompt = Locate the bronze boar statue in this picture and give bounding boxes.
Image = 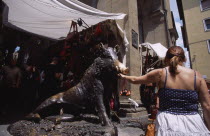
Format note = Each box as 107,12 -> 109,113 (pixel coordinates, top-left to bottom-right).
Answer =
27,44 -> 128,126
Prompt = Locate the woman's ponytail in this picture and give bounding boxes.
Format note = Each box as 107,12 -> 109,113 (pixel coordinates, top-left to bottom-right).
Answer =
169,56 -> 180,75
165,46 -> 186,75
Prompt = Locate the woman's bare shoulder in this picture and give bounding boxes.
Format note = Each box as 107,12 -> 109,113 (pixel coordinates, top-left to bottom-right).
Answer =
195,71 -> 202,78
180,66 -> 197,74
182,67 -> 202,78
180,66 -> 203,86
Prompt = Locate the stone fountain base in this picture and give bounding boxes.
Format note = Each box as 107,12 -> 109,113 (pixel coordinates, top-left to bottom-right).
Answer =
9,120 -> 116,136
7,114 -> 148,136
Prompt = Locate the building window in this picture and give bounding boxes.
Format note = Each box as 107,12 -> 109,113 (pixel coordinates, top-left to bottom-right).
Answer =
207,40 -> 210,53
200,0 -> 210,11
203,18 -> 210,31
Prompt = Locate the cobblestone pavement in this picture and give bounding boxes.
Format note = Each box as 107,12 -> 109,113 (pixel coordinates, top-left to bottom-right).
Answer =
1,115 -> 147,136
0,125 -> 11,136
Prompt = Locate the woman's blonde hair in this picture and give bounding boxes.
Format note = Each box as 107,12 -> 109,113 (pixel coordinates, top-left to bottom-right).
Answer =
165,46 -> 186,75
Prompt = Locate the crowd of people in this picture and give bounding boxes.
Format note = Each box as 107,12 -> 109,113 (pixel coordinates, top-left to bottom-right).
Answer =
0,54 -> 75,116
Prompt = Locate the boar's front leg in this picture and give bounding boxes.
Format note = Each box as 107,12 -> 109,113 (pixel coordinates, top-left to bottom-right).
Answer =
94,80 -> 112,126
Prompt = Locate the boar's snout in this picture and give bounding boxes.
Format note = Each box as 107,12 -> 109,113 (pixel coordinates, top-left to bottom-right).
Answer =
114,60 -> 129,75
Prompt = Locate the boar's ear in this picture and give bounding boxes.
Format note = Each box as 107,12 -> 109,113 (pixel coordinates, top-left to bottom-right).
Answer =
124,68 -> 129,75
94,43 -> 104,51
114,45 -> 119,53
99,42 -> 105,49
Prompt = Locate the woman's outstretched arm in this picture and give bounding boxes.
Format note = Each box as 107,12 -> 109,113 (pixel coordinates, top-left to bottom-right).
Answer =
119,69 -> 162,84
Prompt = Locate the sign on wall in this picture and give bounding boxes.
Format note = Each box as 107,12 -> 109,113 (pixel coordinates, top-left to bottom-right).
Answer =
132,29 -> 138,49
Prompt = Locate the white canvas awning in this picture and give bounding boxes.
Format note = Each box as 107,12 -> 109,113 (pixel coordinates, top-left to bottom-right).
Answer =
141,43 -> 168,60
2,0 -> 126,40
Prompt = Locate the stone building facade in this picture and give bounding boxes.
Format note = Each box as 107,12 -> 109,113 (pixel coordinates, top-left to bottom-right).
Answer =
137,0 -> 178,46
177,0 -> 210,81
79,0 -> 178,101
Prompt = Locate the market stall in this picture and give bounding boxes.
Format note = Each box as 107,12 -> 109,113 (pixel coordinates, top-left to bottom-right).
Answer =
139,42 -> 167,119
141,42 -> 167,74
1,0 -> 129,68
0,0 -> 128,116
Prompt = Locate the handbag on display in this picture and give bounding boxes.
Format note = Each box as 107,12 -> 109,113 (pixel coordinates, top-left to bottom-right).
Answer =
145,122 -> 155,136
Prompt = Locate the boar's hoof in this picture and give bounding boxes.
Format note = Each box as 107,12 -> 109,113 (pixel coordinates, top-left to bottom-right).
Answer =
25,113 -> 41,122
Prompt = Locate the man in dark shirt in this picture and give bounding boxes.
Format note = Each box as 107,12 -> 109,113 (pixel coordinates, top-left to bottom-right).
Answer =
40,57 -> 62,101
0,56 -> 22,113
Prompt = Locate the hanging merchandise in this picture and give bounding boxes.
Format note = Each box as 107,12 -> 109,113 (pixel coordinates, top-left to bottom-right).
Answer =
145,122 -> 155,136
65,21 -> 79,45
60,21 -> 79,61
59,45 -> 71,61
95,23 -> 102,36
58,19 -> 128,87
145,49 -> 150,69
